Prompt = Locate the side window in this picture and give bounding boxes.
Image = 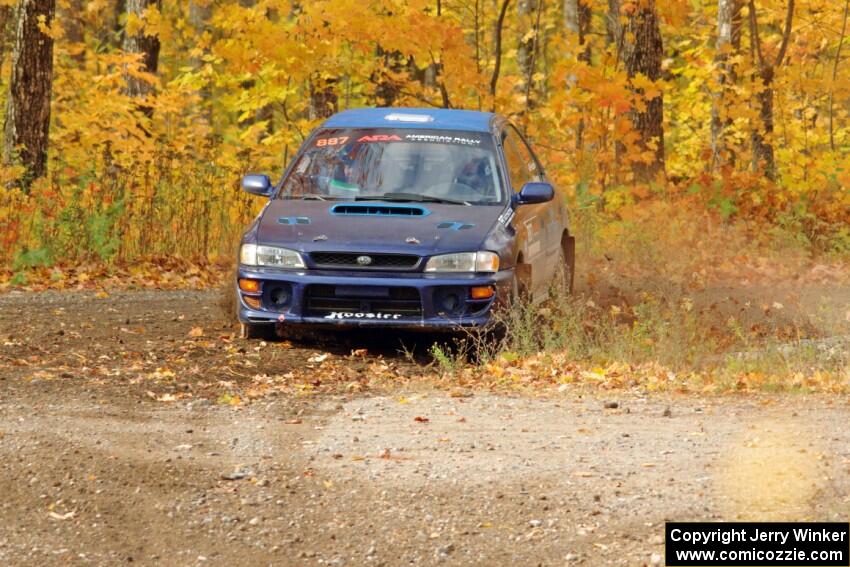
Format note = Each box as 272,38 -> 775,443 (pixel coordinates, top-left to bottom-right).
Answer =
502,133 -> 533,192
514,132 -> 542,181
502,127 -> 542,192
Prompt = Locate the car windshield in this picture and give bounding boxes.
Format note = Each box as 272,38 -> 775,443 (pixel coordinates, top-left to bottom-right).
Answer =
278,128 -> 504,205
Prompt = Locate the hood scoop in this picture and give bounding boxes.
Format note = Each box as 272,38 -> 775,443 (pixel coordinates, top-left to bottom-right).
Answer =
330,203 -> 431,218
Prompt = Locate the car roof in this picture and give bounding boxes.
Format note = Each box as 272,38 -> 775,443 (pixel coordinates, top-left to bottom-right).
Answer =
321,107 -> 497,133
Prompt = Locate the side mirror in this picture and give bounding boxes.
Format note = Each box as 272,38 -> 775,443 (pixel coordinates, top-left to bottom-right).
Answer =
242,174 -> 273,197
514,182 -> 554,205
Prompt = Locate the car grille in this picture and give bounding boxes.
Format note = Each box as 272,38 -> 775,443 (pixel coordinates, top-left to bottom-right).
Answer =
304,285 -> 422,318
310,252 -> 420,270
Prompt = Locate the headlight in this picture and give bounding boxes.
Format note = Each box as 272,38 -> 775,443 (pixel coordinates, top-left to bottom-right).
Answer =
240,244 -> 305,269
424,251 -> 500,273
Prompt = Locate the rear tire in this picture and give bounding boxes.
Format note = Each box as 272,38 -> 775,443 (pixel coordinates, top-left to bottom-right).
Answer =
550,242 -> 574,299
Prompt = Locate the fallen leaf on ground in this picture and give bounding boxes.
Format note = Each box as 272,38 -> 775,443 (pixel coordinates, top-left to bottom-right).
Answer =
146,391 -> 179,402
414,416 -> 430,423
284,418 -> 303,425
188,327 -> 204,337
48,511 -> 76,520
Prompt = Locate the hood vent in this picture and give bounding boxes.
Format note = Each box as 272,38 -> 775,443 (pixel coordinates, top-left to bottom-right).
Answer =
278,216 -> 311,225
330,203 -> 431,217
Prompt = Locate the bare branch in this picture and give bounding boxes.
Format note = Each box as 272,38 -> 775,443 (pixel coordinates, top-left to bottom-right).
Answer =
748,0 -> 765,69
829,0 -> 850,151
489,0 -> 512,106
773,0 -> 795,68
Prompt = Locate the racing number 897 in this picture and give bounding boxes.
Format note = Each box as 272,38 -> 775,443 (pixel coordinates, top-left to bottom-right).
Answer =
316,136 -> 349,147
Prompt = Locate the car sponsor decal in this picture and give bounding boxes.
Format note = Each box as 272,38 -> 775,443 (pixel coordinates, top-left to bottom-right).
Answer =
356,134 -> 402,143
324,312 -> 404,320
498,208 -> 515,226
403,134 -> 482,146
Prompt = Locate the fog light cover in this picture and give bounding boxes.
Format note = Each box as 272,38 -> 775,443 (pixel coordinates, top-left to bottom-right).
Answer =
263,282 -> 293,312
434,287 -> 467,317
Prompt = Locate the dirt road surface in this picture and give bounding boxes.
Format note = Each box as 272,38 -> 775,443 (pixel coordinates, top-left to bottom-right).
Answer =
1,291 -> 849,566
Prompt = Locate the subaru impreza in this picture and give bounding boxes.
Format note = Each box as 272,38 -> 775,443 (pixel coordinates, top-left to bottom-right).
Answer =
236,108 -> 574,338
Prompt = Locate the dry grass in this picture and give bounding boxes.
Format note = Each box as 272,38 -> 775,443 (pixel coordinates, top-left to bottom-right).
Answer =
433,204 -> 850,393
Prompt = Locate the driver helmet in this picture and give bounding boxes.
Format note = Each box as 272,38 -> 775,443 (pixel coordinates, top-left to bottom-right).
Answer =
456,158 -> 492,193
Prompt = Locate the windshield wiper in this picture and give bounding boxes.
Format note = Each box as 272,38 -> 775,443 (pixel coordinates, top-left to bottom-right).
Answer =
355,193 -> 471,206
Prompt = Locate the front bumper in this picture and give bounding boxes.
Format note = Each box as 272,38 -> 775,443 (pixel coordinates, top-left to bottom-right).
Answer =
236,266 -> 514,330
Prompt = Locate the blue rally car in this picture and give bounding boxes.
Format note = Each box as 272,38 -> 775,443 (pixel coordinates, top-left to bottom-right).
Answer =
236,108 -> 574,338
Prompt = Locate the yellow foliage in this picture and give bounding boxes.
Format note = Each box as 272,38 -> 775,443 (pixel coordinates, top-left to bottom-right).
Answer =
1,0 -> 849,273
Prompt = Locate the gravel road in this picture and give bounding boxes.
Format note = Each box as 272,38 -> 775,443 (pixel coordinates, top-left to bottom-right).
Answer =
1,290 -> 849,566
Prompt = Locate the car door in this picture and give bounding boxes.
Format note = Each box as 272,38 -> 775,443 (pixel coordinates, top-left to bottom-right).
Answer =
501,126 -> 550,299
512,131 -> 561,277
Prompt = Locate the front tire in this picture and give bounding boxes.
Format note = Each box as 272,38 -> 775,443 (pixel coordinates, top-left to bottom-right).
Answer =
240,323 -> 277,340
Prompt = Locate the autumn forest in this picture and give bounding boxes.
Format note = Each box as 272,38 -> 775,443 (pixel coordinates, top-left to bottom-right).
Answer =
0,0 -> 848,280
3,5 -> 850,559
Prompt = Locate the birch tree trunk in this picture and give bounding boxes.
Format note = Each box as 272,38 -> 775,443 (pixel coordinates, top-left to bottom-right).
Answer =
123,0 -> 161,118
710,0 -> 742,169
621,0 -> 665,181
3,0 -> 56,190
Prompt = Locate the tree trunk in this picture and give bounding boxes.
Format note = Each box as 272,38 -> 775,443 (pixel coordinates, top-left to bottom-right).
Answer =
309,77 -> 338,120
0,4 -> 16,69
3,0 -> 56,190
750,68 -> 776,179
122,0 -> 161,118
489,0 -> 511,109
372,46 -> 406,107
828,0 -> 849,152
607,0 -> 621,53
710,0 -> 742,169
565,0 -> 592,149
188,0 -> 213,128
564,0 -> 591,62
517,0 -> 535,81
621,0 -> 665,182
60,0 -> 85,65
747,0 -> 794,181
